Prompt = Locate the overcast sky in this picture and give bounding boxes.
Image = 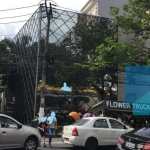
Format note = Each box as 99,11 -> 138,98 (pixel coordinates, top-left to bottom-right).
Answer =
0,0 -> 88,40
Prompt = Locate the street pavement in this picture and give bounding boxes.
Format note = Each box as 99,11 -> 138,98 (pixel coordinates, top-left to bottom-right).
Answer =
37,138 -> 117,150
38,143 -> 116,150
37,142 -> 73,150
6,138 -> 116,150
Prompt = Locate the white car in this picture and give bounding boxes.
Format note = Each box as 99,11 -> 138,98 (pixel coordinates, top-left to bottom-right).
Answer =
62,117 -> 134,150
0,114 -> 41,150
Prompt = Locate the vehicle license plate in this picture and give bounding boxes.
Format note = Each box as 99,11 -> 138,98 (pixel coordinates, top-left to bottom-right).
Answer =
125,141 -> 135,149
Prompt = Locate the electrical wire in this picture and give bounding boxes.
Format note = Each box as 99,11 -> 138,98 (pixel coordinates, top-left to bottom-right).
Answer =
0,34 -> 16,36
0,4 -> 39,12
54,5 -> 81,13
0,13 -> 33,20
0,20 -> 30,24
0,18 -> 39,24
0,5 -> 81,25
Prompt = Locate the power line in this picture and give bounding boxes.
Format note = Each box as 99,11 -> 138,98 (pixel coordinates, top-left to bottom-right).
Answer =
54,5 -> 81,13
0,34 -> 16,36
0,18 -> 39,24
0,5 -> 82,25
0,20 -> 29,24
0,13 -> 33,20
0,4 -> 39,12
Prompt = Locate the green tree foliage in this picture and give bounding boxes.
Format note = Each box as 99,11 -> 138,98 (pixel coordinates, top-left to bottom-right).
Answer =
46,42 -> 91,90
110,0 -> 150,39
75,17 -> 117,59
42,17 -> 118,99
72,18 -> 118,98
0,38 -> 13,91
88,0 -> 150,74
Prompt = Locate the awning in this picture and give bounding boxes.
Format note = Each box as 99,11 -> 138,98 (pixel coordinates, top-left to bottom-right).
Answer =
92,100 -> 132,113
92,100 -> 150,115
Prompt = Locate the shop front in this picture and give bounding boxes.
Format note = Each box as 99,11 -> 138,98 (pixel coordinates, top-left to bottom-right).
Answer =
92,100 -> 132,118
92,100 -> 150,128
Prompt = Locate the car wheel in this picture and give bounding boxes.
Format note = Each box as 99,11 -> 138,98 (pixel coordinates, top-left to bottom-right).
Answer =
85,137 -> 98,150
24,137 -> 38,150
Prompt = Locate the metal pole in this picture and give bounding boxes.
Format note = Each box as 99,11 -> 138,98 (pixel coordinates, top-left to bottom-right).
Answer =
1,91 -> 5,113
33,5 -> 42,119
39,3 -> 51,122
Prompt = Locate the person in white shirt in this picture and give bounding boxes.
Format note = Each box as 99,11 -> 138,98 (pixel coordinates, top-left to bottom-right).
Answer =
117,114 -> 122,122
47,113 -> 57,147
100,113 -> 103,117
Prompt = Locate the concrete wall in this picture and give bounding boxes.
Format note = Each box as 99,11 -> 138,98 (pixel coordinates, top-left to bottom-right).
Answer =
88,2 -> 98,15
98,0 -> 127,18
81,0 -> 99,16
117,30 -> 150,102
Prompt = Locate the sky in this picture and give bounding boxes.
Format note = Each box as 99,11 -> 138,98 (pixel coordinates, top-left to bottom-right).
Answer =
0,0 -> 88,40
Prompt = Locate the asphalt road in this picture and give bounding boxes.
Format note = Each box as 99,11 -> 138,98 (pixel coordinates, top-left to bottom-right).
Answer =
37,142 -> 117,150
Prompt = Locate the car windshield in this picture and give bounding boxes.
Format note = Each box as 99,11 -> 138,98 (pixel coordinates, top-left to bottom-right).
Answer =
133,127 -> 150,138
71,119 -> 90,126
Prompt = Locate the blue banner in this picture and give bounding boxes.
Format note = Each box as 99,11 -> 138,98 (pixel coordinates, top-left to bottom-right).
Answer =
125,66 -> 150,115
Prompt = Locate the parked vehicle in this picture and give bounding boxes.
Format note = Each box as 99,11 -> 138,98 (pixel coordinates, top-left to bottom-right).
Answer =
117,127 -> 150,150
62,117 -> 134,150
0,114 -> 41,150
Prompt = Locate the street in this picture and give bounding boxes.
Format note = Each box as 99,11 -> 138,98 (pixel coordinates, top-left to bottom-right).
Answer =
37,142 -> 117,150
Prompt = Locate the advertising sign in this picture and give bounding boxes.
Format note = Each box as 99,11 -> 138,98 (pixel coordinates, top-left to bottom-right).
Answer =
104,100 -> 132,111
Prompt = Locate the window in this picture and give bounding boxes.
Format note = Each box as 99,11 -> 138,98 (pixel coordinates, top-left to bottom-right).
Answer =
0,116 -> 18,129
71,119 -> 90,126
133,127 -> 150,138
109,119 -> 124,129
93,119 -> 109,128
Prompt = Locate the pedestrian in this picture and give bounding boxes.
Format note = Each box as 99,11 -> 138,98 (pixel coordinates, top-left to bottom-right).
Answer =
47,112 -> 57,147
37,120 -> 47,148
117,114 -> 122,122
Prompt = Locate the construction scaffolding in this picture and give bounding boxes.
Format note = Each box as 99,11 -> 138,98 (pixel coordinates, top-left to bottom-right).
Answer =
7,4 -> 117,124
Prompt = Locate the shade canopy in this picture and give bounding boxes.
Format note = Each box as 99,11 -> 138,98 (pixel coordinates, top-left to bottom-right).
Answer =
69,112 -> 80,121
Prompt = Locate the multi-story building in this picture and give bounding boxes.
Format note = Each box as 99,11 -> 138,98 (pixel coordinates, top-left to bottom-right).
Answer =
81,0 -> 150,105
81,0 -> 128,102
81,0 -> 127,18
81,0 -> 98,16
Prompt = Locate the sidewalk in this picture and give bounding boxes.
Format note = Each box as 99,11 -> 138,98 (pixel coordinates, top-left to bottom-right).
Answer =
45,137 -> 62,142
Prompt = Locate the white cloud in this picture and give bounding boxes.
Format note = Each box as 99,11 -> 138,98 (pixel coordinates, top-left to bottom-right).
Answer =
0,0 -> 88,40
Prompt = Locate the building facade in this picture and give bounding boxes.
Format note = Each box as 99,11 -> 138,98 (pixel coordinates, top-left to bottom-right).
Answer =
5,5 -> 118,124
81,0 -> 128,102
81,0 -> 127,18
81,0 -> 98,16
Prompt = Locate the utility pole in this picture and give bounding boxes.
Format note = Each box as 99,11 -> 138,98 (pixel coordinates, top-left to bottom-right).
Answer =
39,1 -> 53,122
33,4 -> 42,119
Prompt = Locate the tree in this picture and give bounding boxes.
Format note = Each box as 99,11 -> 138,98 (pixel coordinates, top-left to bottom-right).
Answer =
85,0 -> 150,80
0,38 -> 13,92
110,0 -> 150,40
75,17 -> 117,59
72,17 -> 118,99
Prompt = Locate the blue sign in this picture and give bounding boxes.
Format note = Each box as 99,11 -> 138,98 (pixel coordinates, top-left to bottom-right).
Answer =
125,66 -> 150,115
61,82 -> 72,92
